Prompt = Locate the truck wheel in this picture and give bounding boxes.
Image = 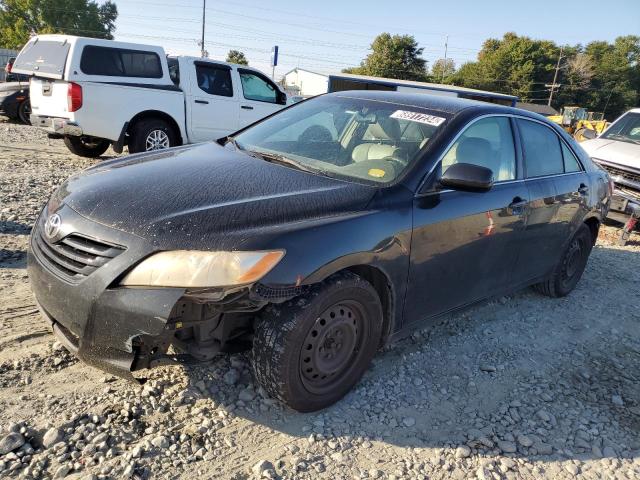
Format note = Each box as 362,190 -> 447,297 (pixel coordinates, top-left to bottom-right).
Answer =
251,271 -> 383,412
63,136 -> 111,158
17,100 -> 31,125
129,118 -> 177,153
534,223 -> 593,297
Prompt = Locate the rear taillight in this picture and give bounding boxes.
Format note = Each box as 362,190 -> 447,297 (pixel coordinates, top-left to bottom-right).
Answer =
67,82 -> 83,112
5,62 -> 12,73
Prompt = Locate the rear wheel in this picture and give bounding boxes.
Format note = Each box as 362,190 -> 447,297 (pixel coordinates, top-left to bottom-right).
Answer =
534,223 -> 594,297
17,100 -> 31,125
63,136 -> 111,158
128,118 -> 177,153
251,272 -> 383,412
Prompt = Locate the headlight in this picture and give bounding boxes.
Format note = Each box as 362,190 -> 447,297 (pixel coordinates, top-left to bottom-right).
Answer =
120,250 -> 285,288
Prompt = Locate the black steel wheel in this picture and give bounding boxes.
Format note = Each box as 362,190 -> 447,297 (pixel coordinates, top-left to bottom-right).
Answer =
63,136 -> 111,158
252,271 -> 383,412
534,223 -> 594,297
17,100 -> 31,125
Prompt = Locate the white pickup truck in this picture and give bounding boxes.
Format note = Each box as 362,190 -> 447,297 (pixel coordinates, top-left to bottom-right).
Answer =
12,35 -> 289,157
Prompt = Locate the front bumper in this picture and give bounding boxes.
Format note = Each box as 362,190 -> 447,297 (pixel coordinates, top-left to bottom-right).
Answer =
30,114 -> 83,136
607,188 -> 640,224
28,205 -> 185,380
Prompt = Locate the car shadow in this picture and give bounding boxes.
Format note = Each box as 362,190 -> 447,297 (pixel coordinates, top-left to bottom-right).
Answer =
0,249 -> 27,268
0,220 -> 32,235
167,245 -> 639,463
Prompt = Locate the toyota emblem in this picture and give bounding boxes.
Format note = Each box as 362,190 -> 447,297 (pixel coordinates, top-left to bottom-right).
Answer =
44,214 -> 62,239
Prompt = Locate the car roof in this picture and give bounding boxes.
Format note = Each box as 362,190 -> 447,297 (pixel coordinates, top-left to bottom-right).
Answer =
330,89 -> 544,120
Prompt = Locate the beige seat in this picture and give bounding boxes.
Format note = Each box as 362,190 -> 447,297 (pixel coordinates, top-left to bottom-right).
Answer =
351,143 -> 400,162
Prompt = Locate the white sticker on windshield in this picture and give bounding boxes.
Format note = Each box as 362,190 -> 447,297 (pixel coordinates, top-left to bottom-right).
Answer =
390,110 -> 446,126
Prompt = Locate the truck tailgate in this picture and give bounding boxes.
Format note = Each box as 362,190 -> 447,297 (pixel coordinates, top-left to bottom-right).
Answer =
30,78 -> 71,119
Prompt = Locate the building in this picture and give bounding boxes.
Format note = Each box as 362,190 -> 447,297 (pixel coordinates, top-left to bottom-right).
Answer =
282,68 -> 329,97
0,49 -> 18,82
327,73 -> 518,107
515,102 -> 559,116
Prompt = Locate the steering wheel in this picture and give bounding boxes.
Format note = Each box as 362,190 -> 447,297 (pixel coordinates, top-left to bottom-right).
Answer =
298,125 -> 333,143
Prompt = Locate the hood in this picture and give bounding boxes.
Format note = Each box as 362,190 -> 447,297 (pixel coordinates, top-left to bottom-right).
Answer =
54,143 -> 376,248
0,81 -> 28,93
581,138 -> 640,171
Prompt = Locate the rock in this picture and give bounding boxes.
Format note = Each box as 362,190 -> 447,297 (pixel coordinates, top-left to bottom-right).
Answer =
131,445 -> 144,458
0,432 -> 25,455
517,434 -> 533,447
239,389 -> 256,402
479,364 -> 496,373
476,466 -> 491,480
537,410 -> 551,422
611,394 -> 624,406
252,459 -> 275,477
402,417 -> 416,427
53,464 -> 71,479
223,369 -> 240,386
497,440 -> 517,453
602,446 -> 616,457
43,428 -> 64,449
455,445 -> 471,458
151,436 -> 170,449
564,463 -> 580,476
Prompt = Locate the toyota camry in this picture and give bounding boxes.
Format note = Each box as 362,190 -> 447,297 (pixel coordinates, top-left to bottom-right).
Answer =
28,91 -> 610,412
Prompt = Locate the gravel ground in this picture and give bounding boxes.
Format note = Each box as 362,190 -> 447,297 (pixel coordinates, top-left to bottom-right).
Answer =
1,120 -> 639,480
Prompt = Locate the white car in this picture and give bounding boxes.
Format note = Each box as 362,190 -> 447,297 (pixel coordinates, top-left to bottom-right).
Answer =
12,35 -> 288,157
581,108 -> 640,223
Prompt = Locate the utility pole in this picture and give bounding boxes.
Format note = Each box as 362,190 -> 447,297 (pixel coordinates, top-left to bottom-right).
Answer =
547,45 -> 564,106
200,0 -> 206,58
441,34 -> 449,83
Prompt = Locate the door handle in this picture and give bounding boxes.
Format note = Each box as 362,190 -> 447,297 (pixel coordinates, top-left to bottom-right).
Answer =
195,99 -> 209,104
241,105 -> 254,110
578,183 -> 589,195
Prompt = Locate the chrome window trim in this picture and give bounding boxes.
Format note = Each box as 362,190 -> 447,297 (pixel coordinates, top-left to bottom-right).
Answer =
416,113 -> 585,196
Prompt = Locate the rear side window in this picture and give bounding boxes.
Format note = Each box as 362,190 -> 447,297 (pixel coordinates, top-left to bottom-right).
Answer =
80,46 -> 162,78
195,64 -> 233,97
518,119 -> 564,177
561,142 -> 582,173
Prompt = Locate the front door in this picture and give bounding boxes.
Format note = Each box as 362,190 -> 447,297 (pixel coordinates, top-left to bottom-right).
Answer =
188,61 -> 239,142
404,116 -> 528,325
237,69 -> 284,127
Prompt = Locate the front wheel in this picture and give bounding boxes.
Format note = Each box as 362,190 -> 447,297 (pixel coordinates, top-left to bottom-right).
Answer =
128,118 -> 177,153
534,223 -> 594,297
17,100 -> 31,125
63,136 -> 111,158
251,272 -> 383,412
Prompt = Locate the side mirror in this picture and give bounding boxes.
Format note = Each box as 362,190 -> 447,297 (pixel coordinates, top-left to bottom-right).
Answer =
581,129 -> 597,140
440,163 -> 494,191
278,91 -> 288,105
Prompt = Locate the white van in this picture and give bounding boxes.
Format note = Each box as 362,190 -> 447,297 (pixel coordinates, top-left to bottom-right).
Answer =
12,35 -> 288,157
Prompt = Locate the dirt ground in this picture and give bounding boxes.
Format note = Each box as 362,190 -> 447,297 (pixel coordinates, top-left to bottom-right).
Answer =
0,120 -> 639,480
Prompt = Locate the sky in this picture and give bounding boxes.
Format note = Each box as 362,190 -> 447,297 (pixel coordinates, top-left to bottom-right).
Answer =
112,0 -> 640,79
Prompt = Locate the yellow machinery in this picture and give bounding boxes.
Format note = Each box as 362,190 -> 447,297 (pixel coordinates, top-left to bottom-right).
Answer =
547,106 -> 609,141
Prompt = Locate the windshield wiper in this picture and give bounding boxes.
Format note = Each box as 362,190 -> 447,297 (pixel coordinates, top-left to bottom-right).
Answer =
607,134 -> 640,145
254,151 -> 316,173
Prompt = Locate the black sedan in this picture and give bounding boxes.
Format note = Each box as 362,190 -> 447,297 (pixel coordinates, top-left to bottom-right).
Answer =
28,91 -> 610,411
0,81 -> 30,124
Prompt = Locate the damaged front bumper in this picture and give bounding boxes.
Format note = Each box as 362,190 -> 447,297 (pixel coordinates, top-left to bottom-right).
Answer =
28,205 -> 186,381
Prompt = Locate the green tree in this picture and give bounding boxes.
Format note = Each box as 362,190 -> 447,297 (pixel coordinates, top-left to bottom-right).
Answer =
0,0 -> 117,49
431,58 -> 456,83
343,33 -> 429,81
226,49 -> 248,65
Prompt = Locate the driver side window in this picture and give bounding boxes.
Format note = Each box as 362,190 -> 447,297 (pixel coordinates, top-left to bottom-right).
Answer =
442,116 -> 516,182
240,71 -> 278,103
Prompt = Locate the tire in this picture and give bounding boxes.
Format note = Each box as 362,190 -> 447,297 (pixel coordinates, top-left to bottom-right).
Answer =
534,223 -> 594,297
17,100 -> 31,125
128,118 -> 177,153
251,271 -> 383,412
63,136 -> 111,158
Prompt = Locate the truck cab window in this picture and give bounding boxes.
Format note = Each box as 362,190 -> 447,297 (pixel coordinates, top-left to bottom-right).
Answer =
239,71 -> 278,103
195,64 -> 233,97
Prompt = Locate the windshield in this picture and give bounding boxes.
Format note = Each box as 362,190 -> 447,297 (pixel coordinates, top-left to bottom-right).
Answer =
233,95 -> 449,184
602,112 -> 640,145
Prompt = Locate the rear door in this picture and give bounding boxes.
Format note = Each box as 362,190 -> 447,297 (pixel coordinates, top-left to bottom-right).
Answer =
186,61 -> 240,142
404,115 -> 529,325
513,118 -> 588,282
237,69 -> 285,126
